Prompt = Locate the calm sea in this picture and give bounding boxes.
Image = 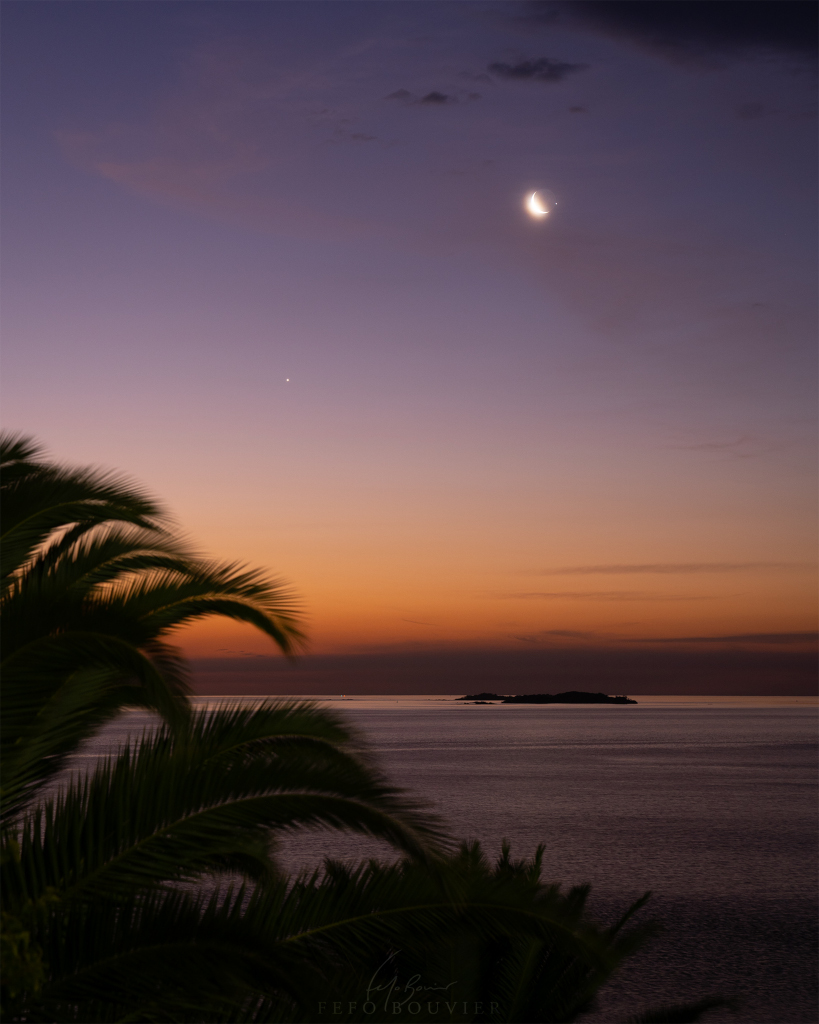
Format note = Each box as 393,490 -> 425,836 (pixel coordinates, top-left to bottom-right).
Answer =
70,696 -> 818,1024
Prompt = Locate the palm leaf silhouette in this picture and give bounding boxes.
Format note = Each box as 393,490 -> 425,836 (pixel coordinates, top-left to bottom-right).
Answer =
1,434 -> 724,1023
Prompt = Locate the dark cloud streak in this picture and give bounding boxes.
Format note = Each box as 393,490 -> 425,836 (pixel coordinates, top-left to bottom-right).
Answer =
537,562 -> 807,576
512,629 -> 599,643
518,1 -> 818,63
488,57 -> 587,82
634,632 -> 818,646
503,591 -> 710,601
385,89 -> 458,105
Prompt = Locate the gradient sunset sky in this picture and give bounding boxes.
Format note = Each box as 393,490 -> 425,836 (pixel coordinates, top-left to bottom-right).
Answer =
3,1 -> 816,660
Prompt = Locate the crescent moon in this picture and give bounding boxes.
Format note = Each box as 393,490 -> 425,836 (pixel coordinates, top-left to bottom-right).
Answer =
526,191 -> 549,218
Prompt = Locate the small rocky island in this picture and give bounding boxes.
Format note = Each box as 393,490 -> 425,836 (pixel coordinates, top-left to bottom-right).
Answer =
456,691 -> 637,705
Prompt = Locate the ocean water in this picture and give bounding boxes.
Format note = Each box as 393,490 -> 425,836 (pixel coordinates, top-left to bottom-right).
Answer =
66,696 -> 818,1023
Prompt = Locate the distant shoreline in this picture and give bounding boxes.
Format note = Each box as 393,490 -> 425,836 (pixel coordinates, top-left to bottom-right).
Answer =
456,691 -> 638,705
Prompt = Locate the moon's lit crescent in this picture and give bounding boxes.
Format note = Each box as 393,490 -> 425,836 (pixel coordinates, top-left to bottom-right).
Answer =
526,191 -> 549,218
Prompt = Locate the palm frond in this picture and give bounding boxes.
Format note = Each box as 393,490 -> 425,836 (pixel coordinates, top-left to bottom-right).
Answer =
1,433 -> 167,588
6,703 -> 449,910
231,848 -> 639,1023
622,996 -> 735,1023
3,631 -> 190,738
12,846 -> 643,1024
0,667 -> 151,819
1,435 -> 689,1024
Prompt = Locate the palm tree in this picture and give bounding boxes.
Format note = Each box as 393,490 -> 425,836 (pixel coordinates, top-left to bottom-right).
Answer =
2,431 -> 305,817
229,843 -> 656,1024
1,434 -> 447,1018
2,700 -> 456,1021
1,434 -> 723,1023
6,789 -> 654,1023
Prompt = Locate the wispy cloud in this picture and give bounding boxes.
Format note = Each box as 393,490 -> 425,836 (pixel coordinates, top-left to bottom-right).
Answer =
509,630 -> 819,648
501,591 -> 711,602
511,629 -> 600,644
488,57 -> 588,83
633,632 -> 818,646
420,91 -> 452,105
213,648 -> 269,657
534,562 -> 808,576
386,89 -> 476,105
668,436 -> 776,459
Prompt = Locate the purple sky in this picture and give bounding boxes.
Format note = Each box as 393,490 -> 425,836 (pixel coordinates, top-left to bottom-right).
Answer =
2,2 -> 816,669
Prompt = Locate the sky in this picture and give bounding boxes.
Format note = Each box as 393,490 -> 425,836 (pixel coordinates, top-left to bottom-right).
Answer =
2,1 -> 817,672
